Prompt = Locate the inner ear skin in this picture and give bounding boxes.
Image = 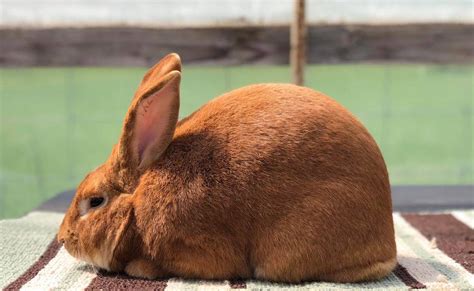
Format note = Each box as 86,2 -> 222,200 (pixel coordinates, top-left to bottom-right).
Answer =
116,70 -> 180,175
135,86 -> 176,163
133,72 -> 180,172
136,96 -> 159,161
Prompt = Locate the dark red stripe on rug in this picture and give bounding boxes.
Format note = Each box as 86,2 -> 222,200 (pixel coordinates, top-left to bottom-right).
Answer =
85,270 -> 167,291
229,279 -> 247,289
4,238 -> 62,290
393,263 -> 426,289
402,213 -> 474,273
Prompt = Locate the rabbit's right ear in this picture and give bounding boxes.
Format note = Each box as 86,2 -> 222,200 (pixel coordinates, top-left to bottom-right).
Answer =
117,55 -> 181,173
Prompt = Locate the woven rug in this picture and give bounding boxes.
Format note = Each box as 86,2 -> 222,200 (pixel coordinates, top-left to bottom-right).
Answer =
1,211 -> 473,290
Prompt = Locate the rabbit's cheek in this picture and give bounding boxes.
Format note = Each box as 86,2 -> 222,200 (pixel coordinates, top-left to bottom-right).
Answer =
87,240 -> 111,270
85,220 -> 124,271
75,233 -> 113,271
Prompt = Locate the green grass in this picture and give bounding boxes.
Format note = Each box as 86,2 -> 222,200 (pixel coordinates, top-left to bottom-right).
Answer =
0,64 -> 472,218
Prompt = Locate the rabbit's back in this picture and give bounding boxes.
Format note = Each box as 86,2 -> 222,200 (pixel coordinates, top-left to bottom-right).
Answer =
135,83 -> 396,282
174,83 -> 387,193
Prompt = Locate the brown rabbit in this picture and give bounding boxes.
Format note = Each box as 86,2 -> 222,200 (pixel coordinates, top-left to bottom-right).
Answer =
58,53 -> 397,283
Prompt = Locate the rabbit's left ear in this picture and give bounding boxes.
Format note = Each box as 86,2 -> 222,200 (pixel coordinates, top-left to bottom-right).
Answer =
138,53 -> 181,92
119,70 -> 181,172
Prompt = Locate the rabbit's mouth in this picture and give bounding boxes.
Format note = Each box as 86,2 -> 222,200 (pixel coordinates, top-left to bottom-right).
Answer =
60,233 -> 112,271
60,232 -> 80,257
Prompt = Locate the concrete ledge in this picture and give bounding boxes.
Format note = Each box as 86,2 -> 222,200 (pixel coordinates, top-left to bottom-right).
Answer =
391,185 -> 474,212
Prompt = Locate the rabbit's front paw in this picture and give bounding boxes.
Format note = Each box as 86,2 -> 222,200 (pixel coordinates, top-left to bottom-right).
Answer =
125,258 -> 165,280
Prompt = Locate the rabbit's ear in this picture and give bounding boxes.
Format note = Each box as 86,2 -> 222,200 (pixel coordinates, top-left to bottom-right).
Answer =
139,53 -> 181,90
119,70 -> 181,171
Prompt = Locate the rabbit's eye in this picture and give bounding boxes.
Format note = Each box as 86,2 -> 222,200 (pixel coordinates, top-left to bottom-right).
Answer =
79,196 -> 108,216
89,197 -> 105,208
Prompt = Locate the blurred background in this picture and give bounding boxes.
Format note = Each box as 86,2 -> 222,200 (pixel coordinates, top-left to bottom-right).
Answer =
0,0 -> 472,218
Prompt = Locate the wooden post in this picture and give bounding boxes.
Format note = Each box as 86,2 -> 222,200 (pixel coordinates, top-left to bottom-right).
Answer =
290,0 -> 306,86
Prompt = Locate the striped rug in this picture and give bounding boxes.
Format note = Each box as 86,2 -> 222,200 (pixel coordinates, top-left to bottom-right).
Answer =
1,210 -> 473,290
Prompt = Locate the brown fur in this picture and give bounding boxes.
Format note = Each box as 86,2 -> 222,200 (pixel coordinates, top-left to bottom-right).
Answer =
58,53 -> 397,283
